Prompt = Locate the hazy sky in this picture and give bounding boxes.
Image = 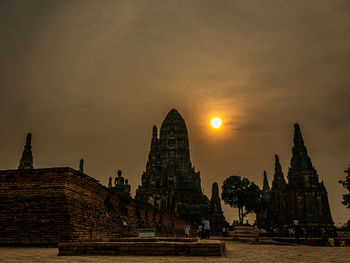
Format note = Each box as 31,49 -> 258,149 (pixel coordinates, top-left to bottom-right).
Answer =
0,0 -> 349,224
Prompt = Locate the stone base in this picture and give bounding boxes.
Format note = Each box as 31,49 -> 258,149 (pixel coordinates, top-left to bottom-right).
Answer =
58,238 -> 225,256
230,225 -> 259,238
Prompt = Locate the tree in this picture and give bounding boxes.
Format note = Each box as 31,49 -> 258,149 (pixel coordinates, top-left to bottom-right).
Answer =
221,175 -> 261,225
339,164 -> 350,208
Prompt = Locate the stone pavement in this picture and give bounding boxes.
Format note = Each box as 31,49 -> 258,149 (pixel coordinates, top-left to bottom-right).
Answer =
1,242 -> 350,263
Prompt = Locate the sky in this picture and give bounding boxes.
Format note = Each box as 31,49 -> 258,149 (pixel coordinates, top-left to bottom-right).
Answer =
0,0 -> 349,225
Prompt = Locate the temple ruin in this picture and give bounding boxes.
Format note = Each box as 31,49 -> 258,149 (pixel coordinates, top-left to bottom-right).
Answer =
136,109 -> 226,228
258,124 -> 334,229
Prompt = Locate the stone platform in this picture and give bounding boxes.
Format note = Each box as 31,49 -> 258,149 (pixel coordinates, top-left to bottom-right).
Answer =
58,238 -> 225,256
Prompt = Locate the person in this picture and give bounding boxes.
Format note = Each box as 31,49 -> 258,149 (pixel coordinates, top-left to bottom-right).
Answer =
203,219 -> 210,239
222,226 -> 226,237
328,237 -> 335,247
198,224 -> 203,239
184,223 -> 190,238
340,239 -> 345,247
292,220 -> 300,245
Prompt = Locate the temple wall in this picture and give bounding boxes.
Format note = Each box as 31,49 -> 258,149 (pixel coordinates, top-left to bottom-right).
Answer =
0,168 -> 185,245
285,185 -> 333,227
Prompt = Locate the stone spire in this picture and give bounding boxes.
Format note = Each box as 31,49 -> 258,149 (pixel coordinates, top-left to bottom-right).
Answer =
263,171 -> 270,192
209,181 -> 226,233
108,176 -> 112,188
288,123 -> 319,186
151,125 -> 158,148
79,159 -> 84,172
18,133 -> 34,170
148,125 -> 159,161
272,154 -> 287,189
257,171 -> 271,228
293,123 -> 304,146
152,125 -> 158,139
269,154 -> 288,228
210,182 -> 222,211
262,171 -> 270,200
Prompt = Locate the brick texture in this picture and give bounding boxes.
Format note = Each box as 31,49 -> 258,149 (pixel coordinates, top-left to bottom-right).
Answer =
0,168 -> 186,245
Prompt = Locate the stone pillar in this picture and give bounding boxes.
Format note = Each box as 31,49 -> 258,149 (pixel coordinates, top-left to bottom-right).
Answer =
79,159 -> 84,172
18,133 -> 34,170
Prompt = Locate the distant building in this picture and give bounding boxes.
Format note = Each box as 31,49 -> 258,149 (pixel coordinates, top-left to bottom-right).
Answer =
258,124 -> 334,229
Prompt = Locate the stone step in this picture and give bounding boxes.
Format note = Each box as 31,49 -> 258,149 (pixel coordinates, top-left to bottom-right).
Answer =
58,240 -> 226,256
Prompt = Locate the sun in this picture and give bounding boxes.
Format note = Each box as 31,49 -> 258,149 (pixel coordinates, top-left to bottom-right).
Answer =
210,117 -> 222,129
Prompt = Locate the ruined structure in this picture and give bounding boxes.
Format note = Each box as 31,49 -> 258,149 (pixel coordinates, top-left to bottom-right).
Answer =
257,124 -> 333,229
136,109 -> 217,223
18,133 -> 33,169
209,182 -> 226,233
269,155 -> 288,228
286,124 -> 333,227
0,134 -> 186,245
257,171 -> 270,229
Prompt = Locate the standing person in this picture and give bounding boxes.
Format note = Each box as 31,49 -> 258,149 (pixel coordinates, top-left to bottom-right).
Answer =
222,226 -> 226,237
292,220 -> 300,245
198,224 -> 203,239
203,219 -> 210,239
184,223 -> 190,238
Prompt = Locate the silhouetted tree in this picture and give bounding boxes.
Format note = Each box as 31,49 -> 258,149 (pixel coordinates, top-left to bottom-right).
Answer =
221,175 -> 261,224
339,164 -> 350,208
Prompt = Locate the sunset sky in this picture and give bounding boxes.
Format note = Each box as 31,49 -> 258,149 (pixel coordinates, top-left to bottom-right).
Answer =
0,0 -> 349,224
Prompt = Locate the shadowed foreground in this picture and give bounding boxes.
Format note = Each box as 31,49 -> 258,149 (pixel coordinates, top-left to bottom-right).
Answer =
1,243 -> 350,263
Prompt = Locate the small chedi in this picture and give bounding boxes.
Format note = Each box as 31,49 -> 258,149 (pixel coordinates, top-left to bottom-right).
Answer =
18,133 -> 34,169
209,182 -> 227,233
258,124 -> 333,230
136,109 -> 226,228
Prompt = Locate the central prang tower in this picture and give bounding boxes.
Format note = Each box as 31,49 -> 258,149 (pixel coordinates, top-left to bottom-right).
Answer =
136,109 -> 210,217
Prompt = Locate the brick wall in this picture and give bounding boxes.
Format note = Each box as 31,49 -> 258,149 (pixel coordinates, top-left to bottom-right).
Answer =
0,168 -> 185,245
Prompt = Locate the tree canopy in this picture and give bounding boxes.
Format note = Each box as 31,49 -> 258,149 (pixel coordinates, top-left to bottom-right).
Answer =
339,165 -> 350,208
221,175 -> 261,225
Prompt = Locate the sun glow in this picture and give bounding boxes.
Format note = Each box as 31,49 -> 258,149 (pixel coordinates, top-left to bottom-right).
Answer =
210,117 -> 222,129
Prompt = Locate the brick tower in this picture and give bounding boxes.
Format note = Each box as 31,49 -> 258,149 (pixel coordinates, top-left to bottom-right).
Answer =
136,109 -> 210,219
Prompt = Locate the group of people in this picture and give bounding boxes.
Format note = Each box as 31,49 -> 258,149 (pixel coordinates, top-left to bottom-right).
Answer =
198,219 -> 211,239
184,219 -> 211,239
273,225 -> 334,239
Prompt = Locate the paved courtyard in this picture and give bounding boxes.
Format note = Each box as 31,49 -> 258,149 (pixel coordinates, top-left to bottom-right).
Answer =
1,242 -> 349,263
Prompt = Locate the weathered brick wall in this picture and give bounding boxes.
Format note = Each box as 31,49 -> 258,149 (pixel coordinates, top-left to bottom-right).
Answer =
0,169 -> 71,245
0,168 -> 186,245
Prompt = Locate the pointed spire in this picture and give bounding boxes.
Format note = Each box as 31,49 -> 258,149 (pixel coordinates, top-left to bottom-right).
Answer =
79,159 -> 84,172
152,125 -> 158,139
262,171 -> 270,201
272,154 -> 287,190
210,182 -> 222,211
263,171 -> 270,192
108,176 -> 112,188
293,123 -> 304,146
18,133 -> 34,169
288,123 -> 319,186
275,154 -> 282,174
151,125 -> 159,150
